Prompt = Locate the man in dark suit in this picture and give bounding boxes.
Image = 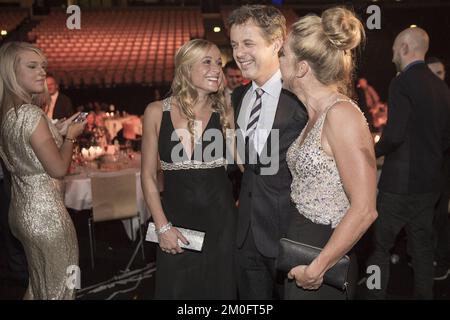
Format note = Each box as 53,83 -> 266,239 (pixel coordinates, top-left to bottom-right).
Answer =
0,160 -> 28,286
228,5 -> 307,299
45,75 -> 74,120
367,27 -> 450,299
224,60 -> 244,110
426,57 -> 450,280
224,60 -> 244,201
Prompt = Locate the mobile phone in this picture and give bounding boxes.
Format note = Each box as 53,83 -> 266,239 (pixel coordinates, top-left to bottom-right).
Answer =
73,112 -> 88,123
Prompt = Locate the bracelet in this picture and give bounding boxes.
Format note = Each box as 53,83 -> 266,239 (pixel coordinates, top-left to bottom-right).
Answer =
65,137 -> 77,144
156,222 -> 172,235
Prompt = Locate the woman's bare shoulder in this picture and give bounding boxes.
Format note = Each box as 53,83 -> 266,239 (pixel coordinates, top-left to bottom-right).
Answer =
144,100 -> 164,116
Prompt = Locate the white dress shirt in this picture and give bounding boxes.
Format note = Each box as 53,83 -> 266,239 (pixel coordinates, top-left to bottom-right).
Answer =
237,70 -> 282,155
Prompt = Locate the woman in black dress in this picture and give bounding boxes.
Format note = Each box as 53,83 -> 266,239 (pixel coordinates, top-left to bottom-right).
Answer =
141,39 -> 237,299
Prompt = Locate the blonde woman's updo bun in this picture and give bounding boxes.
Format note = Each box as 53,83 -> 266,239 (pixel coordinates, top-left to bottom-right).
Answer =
321,7 -> 364,51
289,6 -> 365,95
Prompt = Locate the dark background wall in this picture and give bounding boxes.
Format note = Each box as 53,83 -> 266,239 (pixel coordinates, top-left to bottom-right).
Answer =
355,6 -> 450,101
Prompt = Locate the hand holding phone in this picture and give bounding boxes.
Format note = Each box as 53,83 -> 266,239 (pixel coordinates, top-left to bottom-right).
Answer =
66,112 -> 88,140
73,112 -> 88,123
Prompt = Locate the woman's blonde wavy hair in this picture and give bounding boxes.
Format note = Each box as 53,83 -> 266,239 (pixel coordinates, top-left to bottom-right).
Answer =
0,41 -> 48,126
170,39 -> 229,145
289,7 -> 365,95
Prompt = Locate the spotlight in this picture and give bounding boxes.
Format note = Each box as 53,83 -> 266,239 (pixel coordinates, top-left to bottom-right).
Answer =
213,27 -> 221,33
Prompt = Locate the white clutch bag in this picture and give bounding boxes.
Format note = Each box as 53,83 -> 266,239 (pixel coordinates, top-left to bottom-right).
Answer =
145,222 -> 205,252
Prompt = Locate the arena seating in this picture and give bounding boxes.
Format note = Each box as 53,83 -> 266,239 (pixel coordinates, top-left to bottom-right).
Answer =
29,8 -> 204,87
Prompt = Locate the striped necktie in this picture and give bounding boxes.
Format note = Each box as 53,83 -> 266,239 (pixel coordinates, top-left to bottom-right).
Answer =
246,88 -> 264,137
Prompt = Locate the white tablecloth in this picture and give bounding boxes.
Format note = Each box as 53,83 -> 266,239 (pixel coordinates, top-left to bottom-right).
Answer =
104,116 -> 142,139
64,167 -> 149,239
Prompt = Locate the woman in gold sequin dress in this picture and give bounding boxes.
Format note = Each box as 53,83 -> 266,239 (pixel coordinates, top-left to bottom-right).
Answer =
279,7 -> 378,299
0,42 -> 86,299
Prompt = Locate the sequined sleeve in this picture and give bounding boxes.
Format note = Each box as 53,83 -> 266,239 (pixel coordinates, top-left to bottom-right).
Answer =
22,104 -> 46,143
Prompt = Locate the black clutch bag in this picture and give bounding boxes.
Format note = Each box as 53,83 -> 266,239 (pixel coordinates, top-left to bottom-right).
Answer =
277,238 -> 350,291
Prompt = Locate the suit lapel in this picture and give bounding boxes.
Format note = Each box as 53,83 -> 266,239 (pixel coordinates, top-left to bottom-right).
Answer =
234,84 -> 251,129
271,90 -> 290,133
260,90 -> 292,155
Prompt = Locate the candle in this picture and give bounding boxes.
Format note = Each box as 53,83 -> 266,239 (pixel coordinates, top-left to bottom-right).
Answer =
95,146 -> 103,157
88,146 -> 95,159
81,148 -> 89,159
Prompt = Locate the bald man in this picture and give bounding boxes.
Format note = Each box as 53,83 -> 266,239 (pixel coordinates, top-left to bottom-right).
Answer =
367,27 -> 450,299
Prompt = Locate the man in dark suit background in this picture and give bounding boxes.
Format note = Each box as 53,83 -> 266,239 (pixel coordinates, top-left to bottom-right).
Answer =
228,5 -> 307,299
426,56 -> 446,82
426,57 -> 450,281
367,27 -> 450,299
224,60 -> 244,201
0,160 -> 28,286
45,74 -> 74,120
223,60 -> 244,110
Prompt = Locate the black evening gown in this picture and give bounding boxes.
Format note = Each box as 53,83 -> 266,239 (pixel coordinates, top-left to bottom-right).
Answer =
154,97 -> 237,299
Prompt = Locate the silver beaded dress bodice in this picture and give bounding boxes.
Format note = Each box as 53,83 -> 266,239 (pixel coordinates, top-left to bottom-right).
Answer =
286,99 -> 360,228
